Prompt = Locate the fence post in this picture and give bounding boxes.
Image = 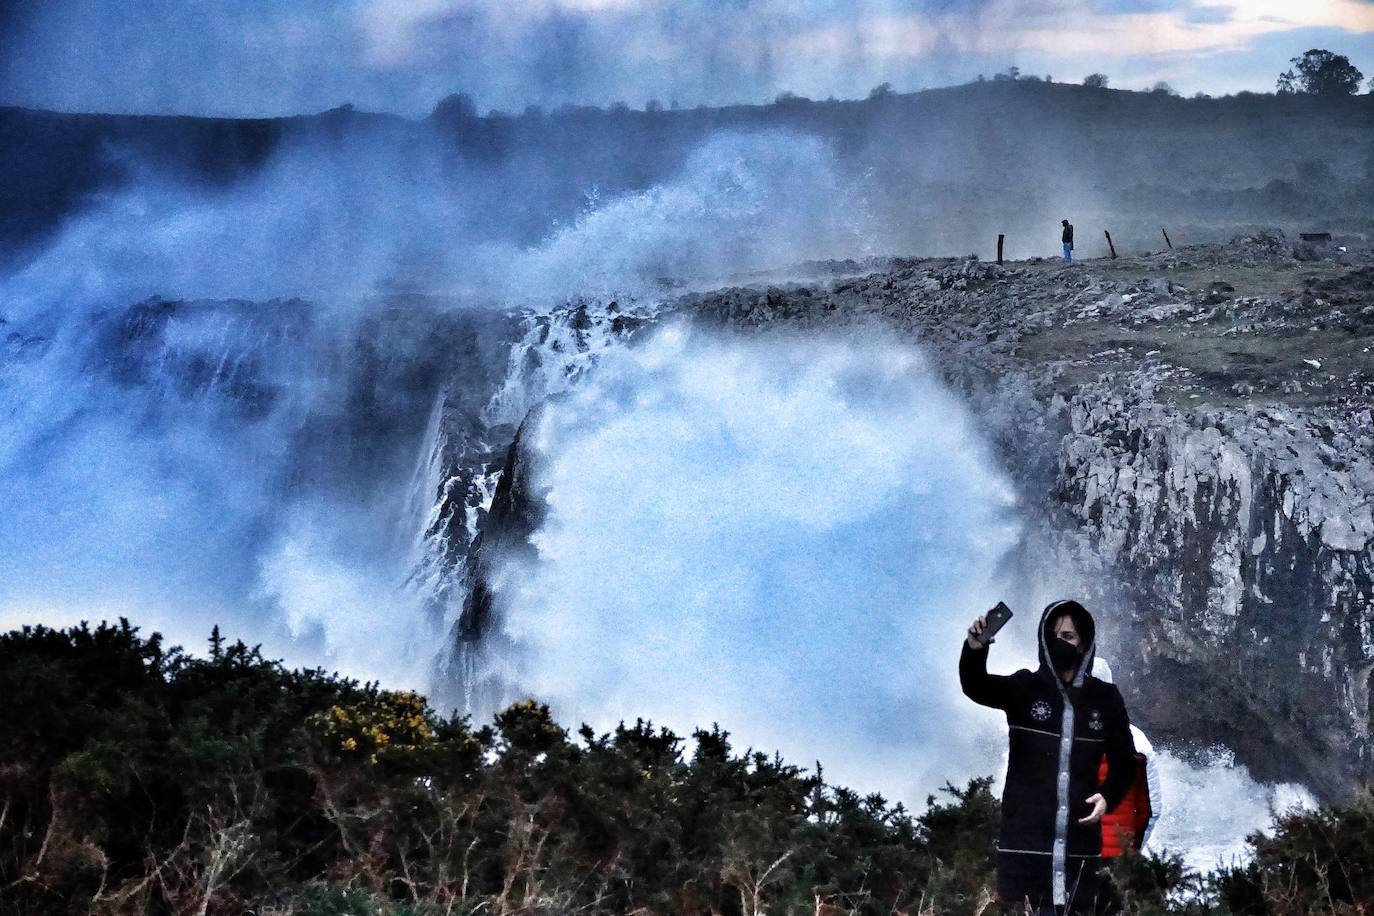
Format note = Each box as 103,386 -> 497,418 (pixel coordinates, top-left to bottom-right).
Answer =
997,234 -> 1004,264
1104,230 -> 1118,259
1162,227 -> 1173,249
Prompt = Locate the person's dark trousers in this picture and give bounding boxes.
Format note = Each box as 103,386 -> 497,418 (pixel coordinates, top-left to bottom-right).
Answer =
1027,887 -> 1122,916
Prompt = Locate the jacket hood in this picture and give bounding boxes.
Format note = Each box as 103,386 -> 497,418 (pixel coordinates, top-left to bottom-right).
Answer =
1038,599 -> 1096,688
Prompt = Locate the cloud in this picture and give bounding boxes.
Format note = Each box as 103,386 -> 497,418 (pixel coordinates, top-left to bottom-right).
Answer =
1,1 -> 1371,118
787,0 -> 1374,61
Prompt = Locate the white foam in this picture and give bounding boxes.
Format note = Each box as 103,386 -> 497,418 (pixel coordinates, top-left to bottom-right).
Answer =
1148,745 -> 1316,873
487,321 -> 1023,804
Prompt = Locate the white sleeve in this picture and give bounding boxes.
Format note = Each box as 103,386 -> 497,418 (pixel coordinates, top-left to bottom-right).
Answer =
1141,750 -> 1163,849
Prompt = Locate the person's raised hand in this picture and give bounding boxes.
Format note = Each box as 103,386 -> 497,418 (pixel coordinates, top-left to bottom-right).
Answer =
966,615 -> 993,650
1078,793 -> 1107,824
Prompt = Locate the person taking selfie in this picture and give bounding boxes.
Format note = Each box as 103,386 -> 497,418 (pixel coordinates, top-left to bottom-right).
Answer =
960,600 -> 1138,914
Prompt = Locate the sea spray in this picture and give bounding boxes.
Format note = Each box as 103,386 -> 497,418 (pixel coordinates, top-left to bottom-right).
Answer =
0,127 -> 867,682
483,320 -> 1023,804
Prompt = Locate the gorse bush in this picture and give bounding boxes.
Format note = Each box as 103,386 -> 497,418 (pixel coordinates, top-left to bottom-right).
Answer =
0,621 -> 994,915
1210,792 -> 1374,915
319,689 -> 434,764
0,621 -> 1369,915
1105,848 -> 1207,915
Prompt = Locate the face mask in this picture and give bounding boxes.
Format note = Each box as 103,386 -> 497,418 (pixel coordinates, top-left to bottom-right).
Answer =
1047,635 -> 1084,672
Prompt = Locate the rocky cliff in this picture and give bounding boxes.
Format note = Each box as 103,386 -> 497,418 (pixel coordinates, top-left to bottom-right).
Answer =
443,234 -> 1374,800
416,300 -> 658,707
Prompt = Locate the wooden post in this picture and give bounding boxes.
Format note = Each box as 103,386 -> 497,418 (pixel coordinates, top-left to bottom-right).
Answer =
997,234 -> 1004,264
1104,230 -> 1118,259
1162,227 -> 1173,249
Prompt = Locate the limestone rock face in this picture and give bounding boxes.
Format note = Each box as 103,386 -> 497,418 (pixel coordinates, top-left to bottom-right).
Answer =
437,410 -> 546,712
1049,393 -> 1374,797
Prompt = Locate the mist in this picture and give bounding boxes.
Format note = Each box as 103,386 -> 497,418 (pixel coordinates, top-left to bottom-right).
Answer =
0,124 -> 880,688
6,81 -> 1371,287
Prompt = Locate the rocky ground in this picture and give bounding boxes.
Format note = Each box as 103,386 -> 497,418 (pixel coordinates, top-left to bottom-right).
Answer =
676,232 -> 1374,800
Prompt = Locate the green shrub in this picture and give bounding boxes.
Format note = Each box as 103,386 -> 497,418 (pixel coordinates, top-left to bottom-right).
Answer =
1212,791 -> 1374,915
1105,847 -> 1207,915
2,620 -> 1372,916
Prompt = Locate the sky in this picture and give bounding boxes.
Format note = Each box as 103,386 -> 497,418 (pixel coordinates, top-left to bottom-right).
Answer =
0,0 -> 1372,117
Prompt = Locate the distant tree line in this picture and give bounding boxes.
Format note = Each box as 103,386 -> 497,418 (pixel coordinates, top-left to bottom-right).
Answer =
2,621 -> 1373,914
1077,48 -> 1369,99
427,48 -> 1369,121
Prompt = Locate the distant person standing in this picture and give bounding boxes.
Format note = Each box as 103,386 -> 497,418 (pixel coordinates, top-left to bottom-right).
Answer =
1062,219 -> 1075,263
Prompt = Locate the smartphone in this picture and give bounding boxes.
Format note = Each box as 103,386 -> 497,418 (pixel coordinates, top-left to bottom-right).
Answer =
980,601 -> 1014,645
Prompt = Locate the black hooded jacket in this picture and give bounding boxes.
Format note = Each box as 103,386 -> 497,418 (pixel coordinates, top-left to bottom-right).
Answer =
960,600 -> 1136,912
